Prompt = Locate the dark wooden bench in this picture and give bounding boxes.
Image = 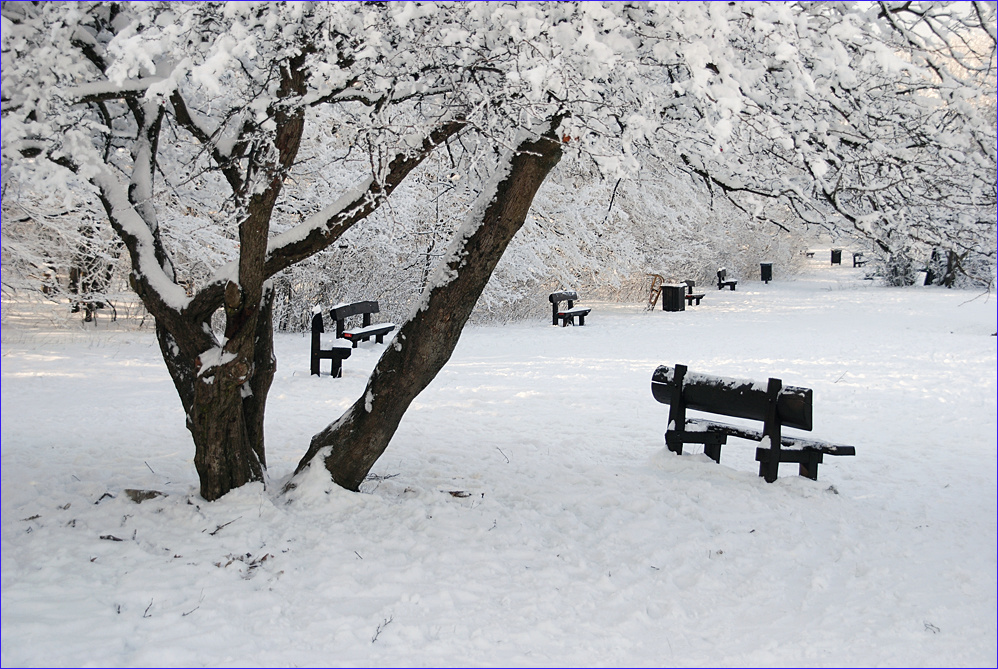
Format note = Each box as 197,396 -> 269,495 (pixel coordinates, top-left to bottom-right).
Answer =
683,280 -> 705,306
310,309 -> 352,377
332,301 -> 396,347
716,268 -> 738,291
651,364 -> 855,482
805,251 -> 815,258
549,291 -> 591,326
852,252 -> 867,268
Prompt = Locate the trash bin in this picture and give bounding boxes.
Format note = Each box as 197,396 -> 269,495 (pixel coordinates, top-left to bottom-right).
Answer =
661,284 -> 686,312
831,249 -> 842,265
760,262 -> 773,284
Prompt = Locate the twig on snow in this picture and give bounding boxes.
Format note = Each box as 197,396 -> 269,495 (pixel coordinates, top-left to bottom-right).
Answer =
372,615 -> 394,643
206,516 -> 242,536
182,591 -> 205,617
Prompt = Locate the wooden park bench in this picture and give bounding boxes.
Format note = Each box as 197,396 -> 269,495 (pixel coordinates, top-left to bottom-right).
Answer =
332,300 -> 396,348
651,364 -> 855,482
549,290 -> 591,326
852,252 -> 867,268
716,268 -> 738,291
683,280 -> 705,306
310,309 -> 352,377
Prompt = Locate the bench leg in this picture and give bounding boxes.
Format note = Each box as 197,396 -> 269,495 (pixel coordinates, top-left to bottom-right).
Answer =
704,442 -> 722,463
758,454 -> 778,482
798,452 -> 823,481
577,315 -> 585,326
701,432 -> 726,463
331,357 -> 343,378
665,431 -> 684,455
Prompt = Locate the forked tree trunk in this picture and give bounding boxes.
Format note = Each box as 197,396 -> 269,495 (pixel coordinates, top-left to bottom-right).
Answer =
296,121 -> 564,491
126,117 -> 460,502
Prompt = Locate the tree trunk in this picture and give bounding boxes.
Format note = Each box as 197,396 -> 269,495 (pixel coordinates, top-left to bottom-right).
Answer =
152,288 -> 276,501
189,350 -> 265,499
296,120 -> 564,491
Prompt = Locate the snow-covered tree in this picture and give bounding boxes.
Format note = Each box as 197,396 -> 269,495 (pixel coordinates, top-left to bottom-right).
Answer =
678,2 -> 997,286
3,2 -> 994,500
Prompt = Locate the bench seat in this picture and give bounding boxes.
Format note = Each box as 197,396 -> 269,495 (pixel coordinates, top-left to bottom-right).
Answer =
684,292 -> 705,306
557,306 -> 591,326
685,419 -> 856,455
673,418 -> 855,481
343,323 -> 396,347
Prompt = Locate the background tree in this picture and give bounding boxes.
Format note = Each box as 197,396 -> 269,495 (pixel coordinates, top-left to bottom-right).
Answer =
675,2 -> 997,286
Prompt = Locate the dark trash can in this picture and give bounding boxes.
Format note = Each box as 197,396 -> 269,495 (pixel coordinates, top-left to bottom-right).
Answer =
831,249 -> 842,265
661,284 -> 686,312
760,262 -> 773,284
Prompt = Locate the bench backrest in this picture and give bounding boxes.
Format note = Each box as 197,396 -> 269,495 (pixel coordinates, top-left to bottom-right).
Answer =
331,300 -> 379,320
311,311 -> 325,336
651,364 -> 813,431
683,279 -> 695,294
549,290 -> 578,304
717,268 -> 727,281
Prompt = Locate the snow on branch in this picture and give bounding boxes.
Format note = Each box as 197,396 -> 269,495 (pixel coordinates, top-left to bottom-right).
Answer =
90,167 -> 189,312
60,78 -> 166,105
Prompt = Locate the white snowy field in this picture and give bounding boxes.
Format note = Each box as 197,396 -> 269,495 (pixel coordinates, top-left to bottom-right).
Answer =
2,257 -> 996,668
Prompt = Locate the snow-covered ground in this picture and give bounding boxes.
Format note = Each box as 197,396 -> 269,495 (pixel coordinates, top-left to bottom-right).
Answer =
3,256 -> 996,667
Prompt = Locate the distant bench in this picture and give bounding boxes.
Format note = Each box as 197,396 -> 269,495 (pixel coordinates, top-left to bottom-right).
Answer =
549,291 -> 591,326
651,364 -> 855,482
683,280 -> 705,306
852,252 -> 867,268
310,309 -> 351,377
716,268 -> 738,291
332,300 -> 396,347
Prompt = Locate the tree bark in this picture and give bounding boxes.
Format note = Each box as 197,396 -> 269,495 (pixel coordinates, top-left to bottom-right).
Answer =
296,119 -> 564,491
149,288 -> 276,501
